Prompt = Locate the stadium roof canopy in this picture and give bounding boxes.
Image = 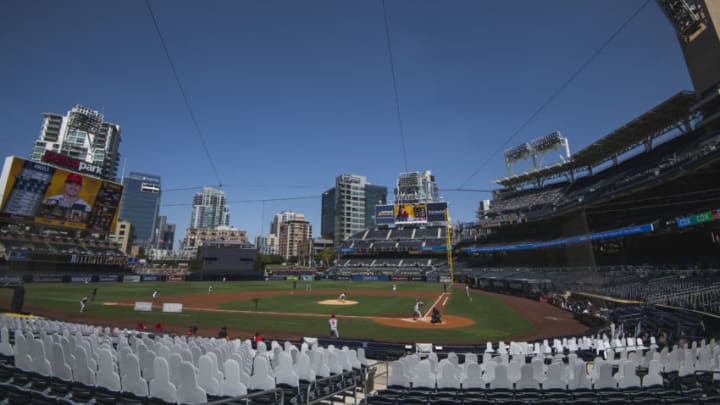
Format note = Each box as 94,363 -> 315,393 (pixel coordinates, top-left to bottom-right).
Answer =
496,91 -> 697,187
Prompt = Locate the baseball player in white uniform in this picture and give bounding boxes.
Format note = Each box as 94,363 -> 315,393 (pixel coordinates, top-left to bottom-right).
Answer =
414,299 -> 424,321
329,314 -> 339,337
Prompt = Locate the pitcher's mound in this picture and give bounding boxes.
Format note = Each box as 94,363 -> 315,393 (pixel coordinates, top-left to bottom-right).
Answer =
318,299 -> 358,306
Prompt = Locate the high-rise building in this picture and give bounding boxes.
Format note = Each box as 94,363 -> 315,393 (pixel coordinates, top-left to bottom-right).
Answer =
279,215 -> 312,260
270,211 -> 302,236
262,211 -> 305,256
190,187 -> 229,229
30,105 -> 121,181
394,171 -> 439,204
181,225 -> 249,256
109,220 -> 133,254
255,234 -> 279,255
118,172 -> 161,249
321,175 -> 387,244
155,215 -> 176,251
321,189 -> 335,239
365,184 -> 387,228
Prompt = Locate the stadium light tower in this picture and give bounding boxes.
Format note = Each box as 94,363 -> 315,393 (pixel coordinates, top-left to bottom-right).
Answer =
503,143 -> 532,177
658,0 -> 720,129
657,0 -> 720,97
530,131 -> 571,169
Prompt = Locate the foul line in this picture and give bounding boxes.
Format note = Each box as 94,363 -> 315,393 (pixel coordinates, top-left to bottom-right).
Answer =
423,292 -> 450,319
104,302 -> 417,322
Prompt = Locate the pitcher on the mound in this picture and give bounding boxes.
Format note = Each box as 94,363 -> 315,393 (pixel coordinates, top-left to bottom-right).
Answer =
414,299 -> 424,321
339,292 -> 346,302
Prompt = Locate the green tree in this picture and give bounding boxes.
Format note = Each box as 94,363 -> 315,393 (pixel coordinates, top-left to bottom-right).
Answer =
315,247 -> 336,269
254,254 -> 284,270
188,258 -> 203,271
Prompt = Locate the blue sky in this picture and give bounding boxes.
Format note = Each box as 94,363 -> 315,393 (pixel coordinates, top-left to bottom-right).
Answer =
0,1 -> 692,246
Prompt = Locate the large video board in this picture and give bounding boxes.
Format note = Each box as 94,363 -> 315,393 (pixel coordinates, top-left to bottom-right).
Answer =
394,203 -> 427,224
0,156 -> 123,233
426,202 -> 448,222
375,202 -> 449,225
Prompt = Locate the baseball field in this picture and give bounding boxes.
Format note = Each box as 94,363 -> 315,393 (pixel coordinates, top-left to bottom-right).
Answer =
15,280 -> 587,344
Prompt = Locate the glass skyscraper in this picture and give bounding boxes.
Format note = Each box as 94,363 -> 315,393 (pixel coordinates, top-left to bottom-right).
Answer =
321,174 -> 387,245
118,172 -> 161,249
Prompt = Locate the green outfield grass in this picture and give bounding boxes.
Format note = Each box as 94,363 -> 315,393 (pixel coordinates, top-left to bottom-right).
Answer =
19,280 -> 536,344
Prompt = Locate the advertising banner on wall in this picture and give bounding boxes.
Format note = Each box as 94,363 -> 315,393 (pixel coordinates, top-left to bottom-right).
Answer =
33,274 -> 63,283
375,205 -> 395,225
8,251 -> 28,261
0,275 -> 21,283
142,275 -> 161,282
351,274 -> 390,281
0,156 -> 123,233
123,275 -> 141,283
426,202 -> 448,222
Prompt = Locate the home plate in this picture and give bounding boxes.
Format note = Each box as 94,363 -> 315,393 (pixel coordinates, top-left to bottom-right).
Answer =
400,317 -> 428,323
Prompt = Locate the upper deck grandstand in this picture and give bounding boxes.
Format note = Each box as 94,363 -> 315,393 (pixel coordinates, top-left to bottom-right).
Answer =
463,88 -> 719,254
330,171 -> 453,279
